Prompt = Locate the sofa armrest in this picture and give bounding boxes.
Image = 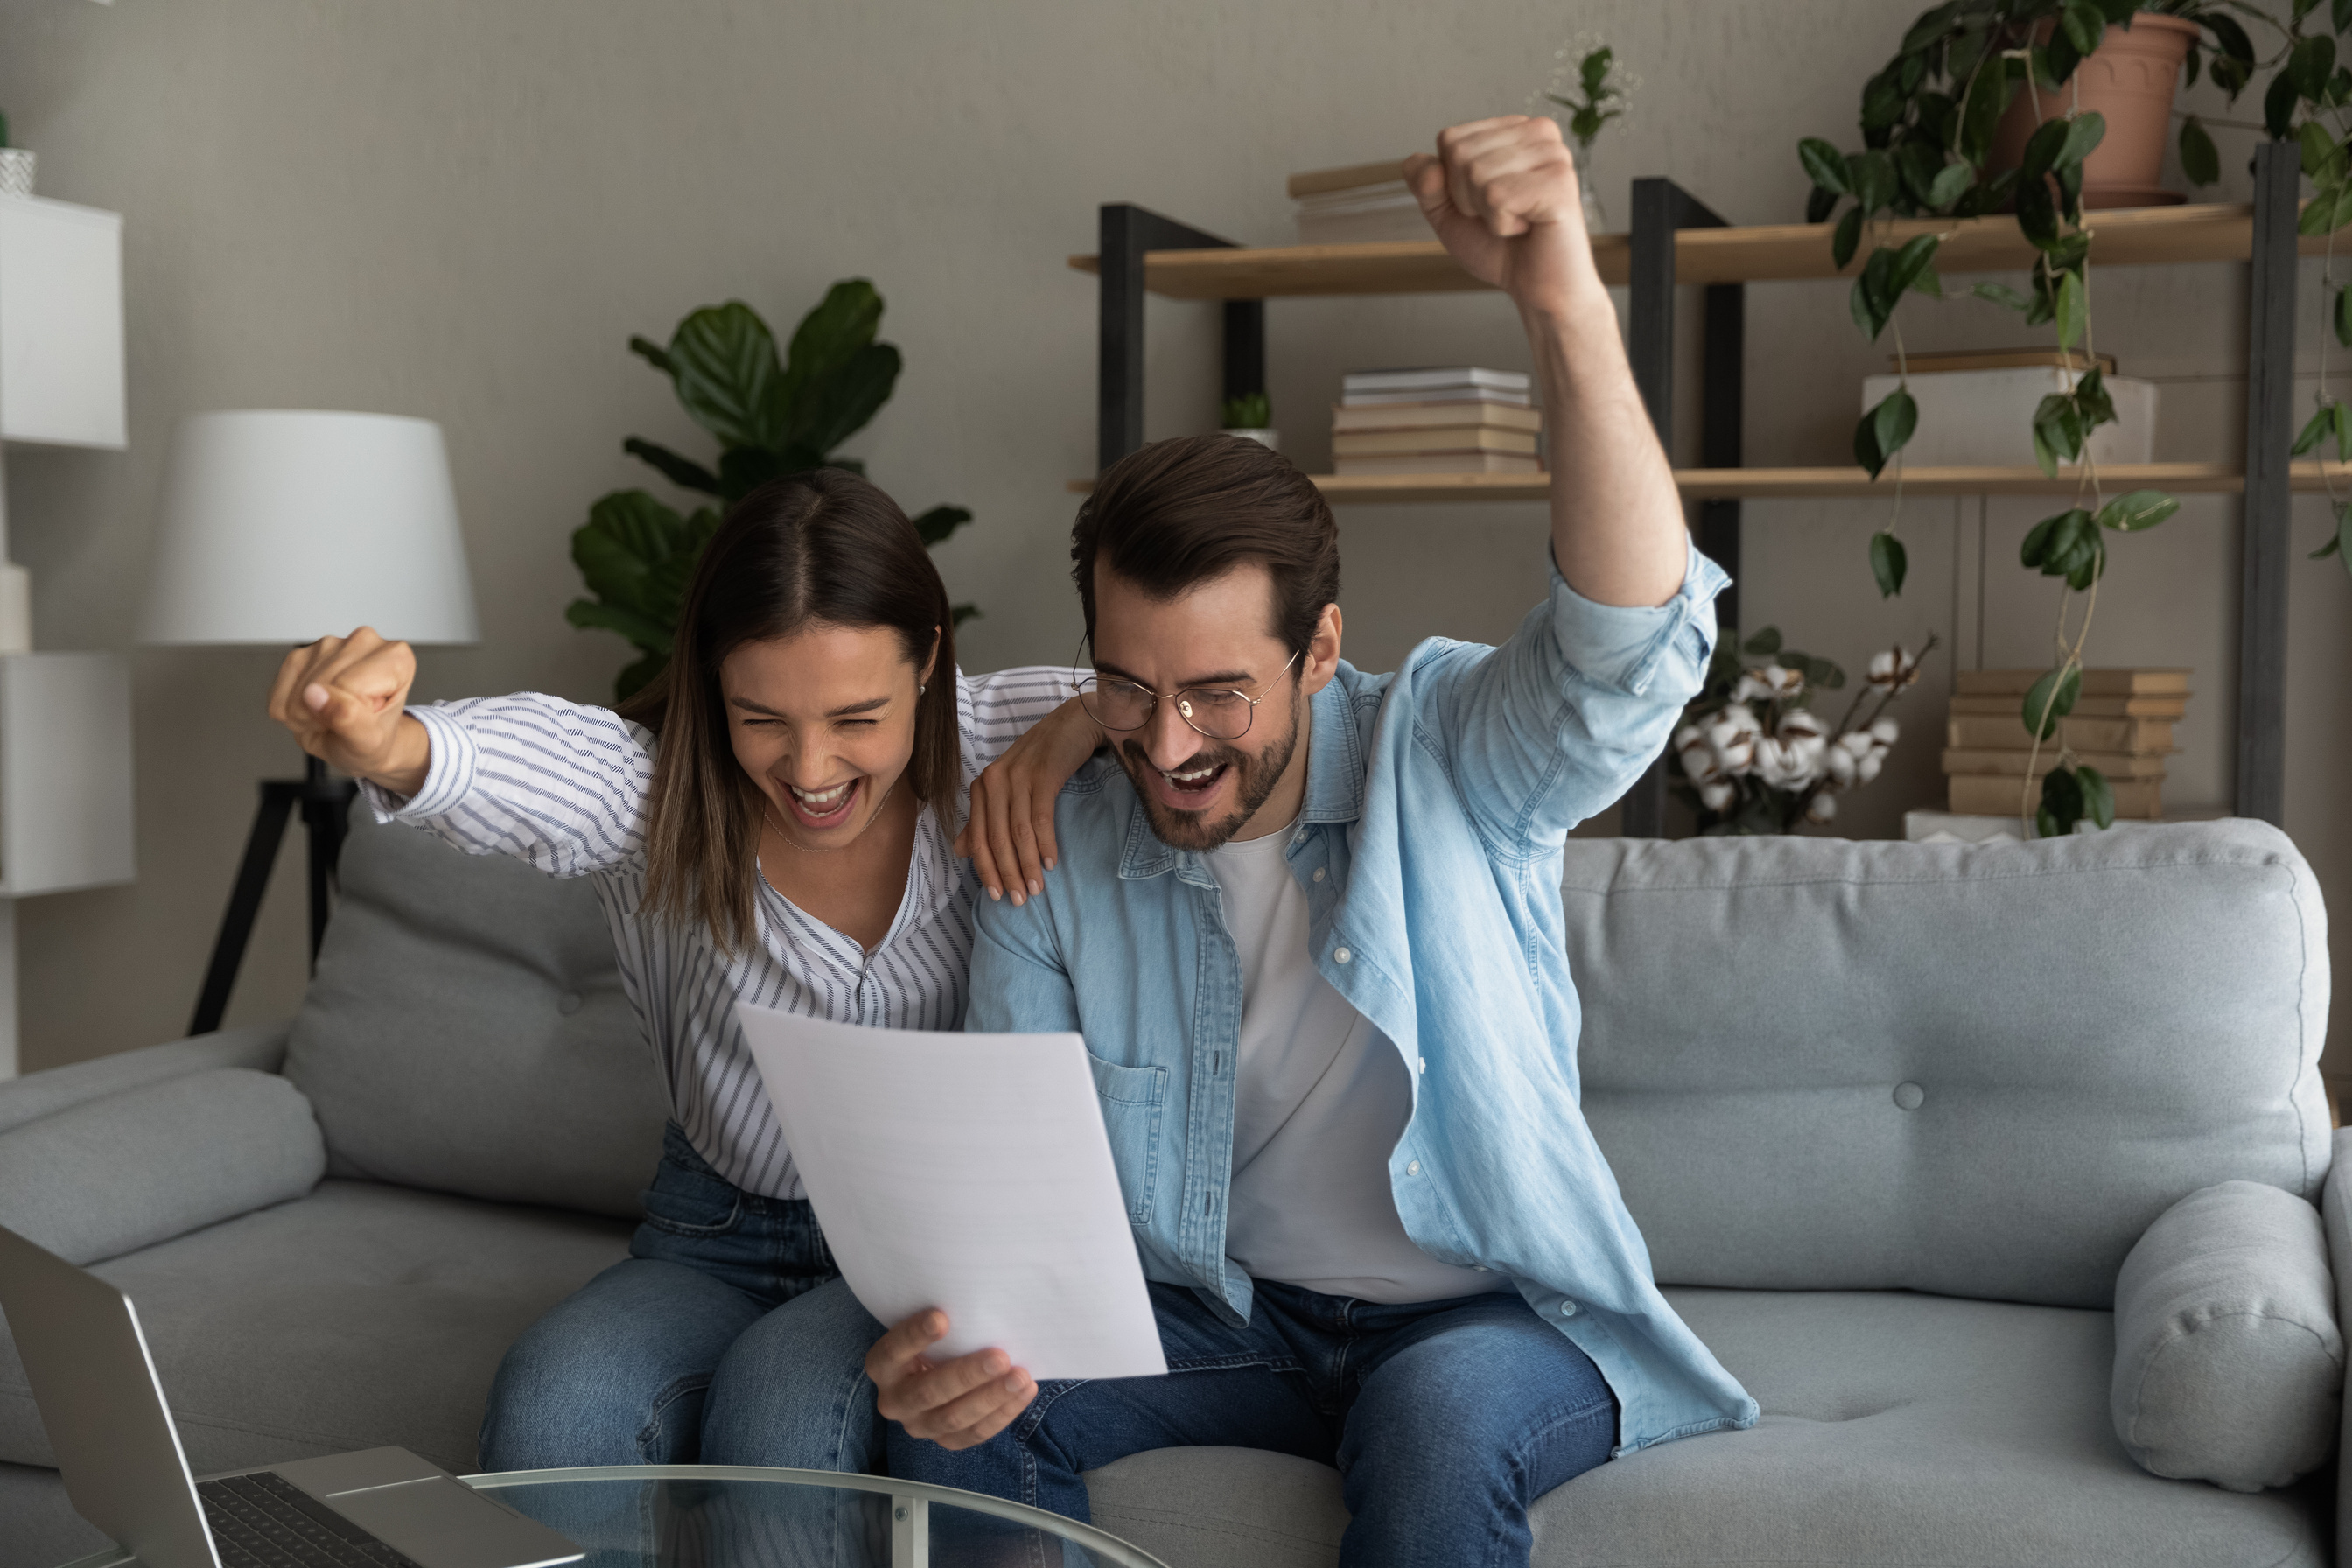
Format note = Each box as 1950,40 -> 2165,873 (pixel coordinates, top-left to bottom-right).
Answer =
0,1022 -> 292,1137
0,1068 -> 324,1264
2325,1130 -> 2352,1544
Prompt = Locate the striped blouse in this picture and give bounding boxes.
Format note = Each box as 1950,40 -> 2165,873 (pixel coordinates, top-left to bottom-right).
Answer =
368,667 -> 1072,1199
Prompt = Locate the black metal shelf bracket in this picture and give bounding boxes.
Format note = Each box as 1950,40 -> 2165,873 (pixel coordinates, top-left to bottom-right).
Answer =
1097,205 -> 1265,473
2237,141 -> 2296,828
1625,178 -> 1743,838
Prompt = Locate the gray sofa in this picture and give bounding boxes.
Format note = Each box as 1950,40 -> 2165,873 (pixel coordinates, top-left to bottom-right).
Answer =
0,809 -> 2338,1567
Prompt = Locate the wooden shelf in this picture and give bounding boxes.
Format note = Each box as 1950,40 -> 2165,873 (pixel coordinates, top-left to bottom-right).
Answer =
1069,461 -> 2352,506
1067,202 -> 2340,300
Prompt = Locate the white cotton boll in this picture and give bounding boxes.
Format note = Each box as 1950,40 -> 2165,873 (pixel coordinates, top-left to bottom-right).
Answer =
1680,745 -> 1720,784
1719,705 -> 1763,734
1699,780 -> 1736,812
1732,674 -> 1770,704
1867,649 -> 1897,684
1675,724 -> 1705,752
1753,738 -> 1820,790
1870,717 -> 1900,746
1779,710 -> 1827,742
1836,729 -> 1875,759
1806,793 -> 1838,822
1760,664 -> 1805,698
1857,750 -> 1884,784
1824,745 -> 1858,787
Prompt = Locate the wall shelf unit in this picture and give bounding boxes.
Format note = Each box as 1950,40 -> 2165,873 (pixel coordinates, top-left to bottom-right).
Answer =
1078,143 -> 2305,837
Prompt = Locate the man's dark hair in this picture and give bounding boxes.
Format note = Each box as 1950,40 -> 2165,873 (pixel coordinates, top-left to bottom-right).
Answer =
1071,434 -> 1340,658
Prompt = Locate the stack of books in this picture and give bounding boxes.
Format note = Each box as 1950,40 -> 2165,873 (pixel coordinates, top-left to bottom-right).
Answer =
1290,159 -> 1424,246
1333,368 -> 1543,477
1941,668 -> 2189,819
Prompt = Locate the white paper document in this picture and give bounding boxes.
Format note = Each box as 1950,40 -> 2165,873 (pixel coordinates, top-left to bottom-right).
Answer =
735,1004 -> 1168,1382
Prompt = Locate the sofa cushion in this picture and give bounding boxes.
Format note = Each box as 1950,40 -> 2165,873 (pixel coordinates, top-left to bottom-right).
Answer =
1562,821 -> 2330,1309
0,1180 -> 632,1475
2112,1180 -> 2342,1491
284,805 -> 666,1219
1083,1289 -> 2328,1568
0,1068 -> 323,1264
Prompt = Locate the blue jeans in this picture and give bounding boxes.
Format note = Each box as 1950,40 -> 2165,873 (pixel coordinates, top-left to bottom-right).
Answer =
886,1279 -> 1617,1568
479,1124 -> 881,1474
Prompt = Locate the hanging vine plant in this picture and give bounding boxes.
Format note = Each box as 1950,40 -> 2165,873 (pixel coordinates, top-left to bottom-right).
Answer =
1799,0 -> 2348,834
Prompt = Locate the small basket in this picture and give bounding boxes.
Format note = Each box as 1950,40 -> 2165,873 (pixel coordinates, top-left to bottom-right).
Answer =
0,150 -> 33,199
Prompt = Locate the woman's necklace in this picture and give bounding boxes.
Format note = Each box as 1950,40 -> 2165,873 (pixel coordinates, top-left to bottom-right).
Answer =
760,780 -> 898,856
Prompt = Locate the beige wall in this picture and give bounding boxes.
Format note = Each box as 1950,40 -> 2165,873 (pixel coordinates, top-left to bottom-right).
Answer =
0,0 -> 2343,1074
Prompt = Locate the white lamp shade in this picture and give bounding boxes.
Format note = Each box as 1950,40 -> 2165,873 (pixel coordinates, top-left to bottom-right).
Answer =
141,410 -> 481,645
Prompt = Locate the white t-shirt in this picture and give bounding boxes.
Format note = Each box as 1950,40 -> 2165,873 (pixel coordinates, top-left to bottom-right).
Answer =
1208,819 -> 1506,1304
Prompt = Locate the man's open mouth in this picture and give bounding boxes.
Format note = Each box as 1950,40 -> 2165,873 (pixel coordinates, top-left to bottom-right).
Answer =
1158,760 -> 1229,800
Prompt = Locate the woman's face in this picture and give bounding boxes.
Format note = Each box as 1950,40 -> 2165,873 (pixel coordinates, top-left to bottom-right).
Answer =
720,622 -> 937,851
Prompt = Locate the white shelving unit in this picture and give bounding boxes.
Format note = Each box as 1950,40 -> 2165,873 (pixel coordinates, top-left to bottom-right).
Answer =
0,192 -> 136,1076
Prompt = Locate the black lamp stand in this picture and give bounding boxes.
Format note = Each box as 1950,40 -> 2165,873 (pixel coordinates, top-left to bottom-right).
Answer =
188,754 -> 360,1036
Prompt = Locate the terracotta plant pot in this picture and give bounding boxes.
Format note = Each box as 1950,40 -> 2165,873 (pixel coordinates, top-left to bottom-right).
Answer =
1987,13 -> 2198,208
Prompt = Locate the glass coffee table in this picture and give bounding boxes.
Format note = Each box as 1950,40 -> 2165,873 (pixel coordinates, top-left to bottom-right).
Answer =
58,1464 -> 1167,1568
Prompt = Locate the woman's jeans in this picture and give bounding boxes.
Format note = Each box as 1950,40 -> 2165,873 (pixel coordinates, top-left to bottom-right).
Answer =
478,1124 -> 886,1474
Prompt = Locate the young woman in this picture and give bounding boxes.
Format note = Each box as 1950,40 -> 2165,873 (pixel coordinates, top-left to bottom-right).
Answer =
269,467 -> 1096,1472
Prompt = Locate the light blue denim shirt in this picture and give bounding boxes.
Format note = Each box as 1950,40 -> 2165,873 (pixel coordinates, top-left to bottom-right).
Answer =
967,545 -> 1759,1454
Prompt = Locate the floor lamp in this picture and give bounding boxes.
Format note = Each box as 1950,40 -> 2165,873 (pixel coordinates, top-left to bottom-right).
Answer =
141,410 -> 480,1035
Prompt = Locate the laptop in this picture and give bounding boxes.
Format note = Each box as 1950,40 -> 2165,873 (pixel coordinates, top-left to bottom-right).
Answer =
0,1223 -> 583,1568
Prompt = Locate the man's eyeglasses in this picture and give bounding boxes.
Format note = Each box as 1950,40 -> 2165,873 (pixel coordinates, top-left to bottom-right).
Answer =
1070,642 -> 1301,741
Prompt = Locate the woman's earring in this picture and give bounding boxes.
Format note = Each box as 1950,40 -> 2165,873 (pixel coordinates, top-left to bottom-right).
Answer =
919,683 -> 928,696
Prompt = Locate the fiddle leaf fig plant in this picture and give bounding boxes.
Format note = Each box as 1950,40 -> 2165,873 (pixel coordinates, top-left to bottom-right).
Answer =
569,281 -> 976,701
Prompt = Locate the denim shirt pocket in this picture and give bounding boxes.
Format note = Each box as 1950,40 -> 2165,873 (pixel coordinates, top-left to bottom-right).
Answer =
1085,1050 -> 1167,1226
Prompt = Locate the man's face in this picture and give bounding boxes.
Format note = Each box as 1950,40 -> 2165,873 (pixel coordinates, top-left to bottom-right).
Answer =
1088,562 -> 1319,851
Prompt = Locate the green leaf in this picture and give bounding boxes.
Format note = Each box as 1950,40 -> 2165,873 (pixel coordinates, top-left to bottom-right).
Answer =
2061,0 -> 2106,56
2032,420 -> 2060,478
1873,387 -> 1919,463
717,444 -> 797,504
564,598 -> 675,654
2180,116 -> 2220,186
2033,508 -> 2100,580
2338,0 -> 2352,34
2022,663 -> 2082,740
613,650 -> 669,704
1870,530 -> 1909,598
1901,2 -> 1961,55
2338,401 -> 2352,463
912,504 -> 974,548
2265,69 -> 2301,140
789,340 -> 902,457
2054,269 -> 2087,349
2292,34 -> 2338,100
2096,489 -> 2180,531
2055,111 -> 2105,172
621,437 -> 721,496
1882,233 -> 1942,300
2336,286 -> 2352,348
1854,410 -> 1889,478
2020,514 -> 2061,568
1800,137 -> 1852,193
1831,206 -> 1864,270
1972,281 -> 2032,311
1806,186 -> 1839,224
1928,161 -> 1974,207
1742,626 -> 1784,655
2015,172 -> 2060,248
667,302 -> 785,451
2076,764 -> 2116,830
2302,120 -> 2347,184
2021,116 -> 2071,183
1848,150 -> 1899,215
951,603 -> 983,627
2076,366 -> 2117,428
2292,402 -> 2337,456
1853,246 -> 1900,340
2312,504 -> 2352,575
1960,57 -> 2014,165
2297,181 -> 2352,236
2035,765 -> 2086,838
627,335 -> 676,375
780,279 -> 886,413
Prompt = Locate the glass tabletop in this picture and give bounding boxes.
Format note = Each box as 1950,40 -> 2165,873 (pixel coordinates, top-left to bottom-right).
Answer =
56,1465 -> 1169,1568
471,1466 -> 1166,1568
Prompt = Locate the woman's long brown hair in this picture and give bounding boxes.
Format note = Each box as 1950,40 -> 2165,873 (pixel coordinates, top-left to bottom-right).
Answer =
620,469 -> 960,953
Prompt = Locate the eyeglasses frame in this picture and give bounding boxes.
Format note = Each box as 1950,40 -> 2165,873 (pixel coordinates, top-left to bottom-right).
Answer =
1069,640 -> 1304,740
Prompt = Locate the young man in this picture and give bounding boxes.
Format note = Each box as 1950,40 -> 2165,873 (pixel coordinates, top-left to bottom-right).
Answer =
864,114 -> 1757,1561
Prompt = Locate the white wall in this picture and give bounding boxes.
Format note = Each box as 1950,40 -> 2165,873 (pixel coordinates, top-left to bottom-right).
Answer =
0,0 -> 2343,1073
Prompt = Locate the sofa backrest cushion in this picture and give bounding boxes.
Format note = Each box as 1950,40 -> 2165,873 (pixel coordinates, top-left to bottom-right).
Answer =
284,805 -> 666,1219
1562,820 -> 2330,1310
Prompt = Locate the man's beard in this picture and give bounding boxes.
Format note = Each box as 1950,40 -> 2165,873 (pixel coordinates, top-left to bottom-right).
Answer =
1117,695 -> 1303,852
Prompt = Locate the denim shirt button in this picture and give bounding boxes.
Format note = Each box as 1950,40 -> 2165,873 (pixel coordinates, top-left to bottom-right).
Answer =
1406,1159 -> 1421,1176
1559,1300 -> 1579,1318
1334,946 -> 1352,964
1312,867 -> 1326,882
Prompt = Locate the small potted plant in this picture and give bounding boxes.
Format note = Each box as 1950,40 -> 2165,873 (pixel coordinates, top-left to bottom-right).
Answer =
1220,392 -> 1277,451
1537,35 -> 1634,232
0,108 -> 32,200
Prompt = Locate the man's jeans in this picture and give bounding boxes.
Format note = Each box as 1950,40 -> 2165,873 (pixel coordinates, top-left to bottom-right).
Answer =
887,1278 -> 1618,1568
479,1124 -> 880,1474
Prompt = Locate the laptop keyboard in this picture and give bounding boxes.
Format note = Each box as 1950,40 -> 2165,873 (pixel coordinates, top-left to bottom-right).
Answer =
196,1473 -> 425,1568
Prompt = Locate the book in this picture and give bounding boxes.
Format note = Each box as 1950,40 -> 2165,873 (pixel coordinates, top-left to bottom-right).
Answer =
1897,347 -> 2118,376
1332,452 -> 1543,475
1288,159 -> 1409,200
1947,692 -> 2188,718
1332,427 -> 1539,458
1340,386 -> 1535,408
1331,401 -> 1544,435
1954,668 -> 2191,697
1948,773 -> 2162,819
1941,748 -> 2169,779
1947,715 -> 2175,752
1343,367 -> 1532,396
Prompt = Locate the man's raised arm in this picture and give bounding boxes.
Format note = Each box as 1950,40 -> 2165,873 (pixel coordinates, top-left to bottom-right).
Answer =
1405,116 -> 1688,609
